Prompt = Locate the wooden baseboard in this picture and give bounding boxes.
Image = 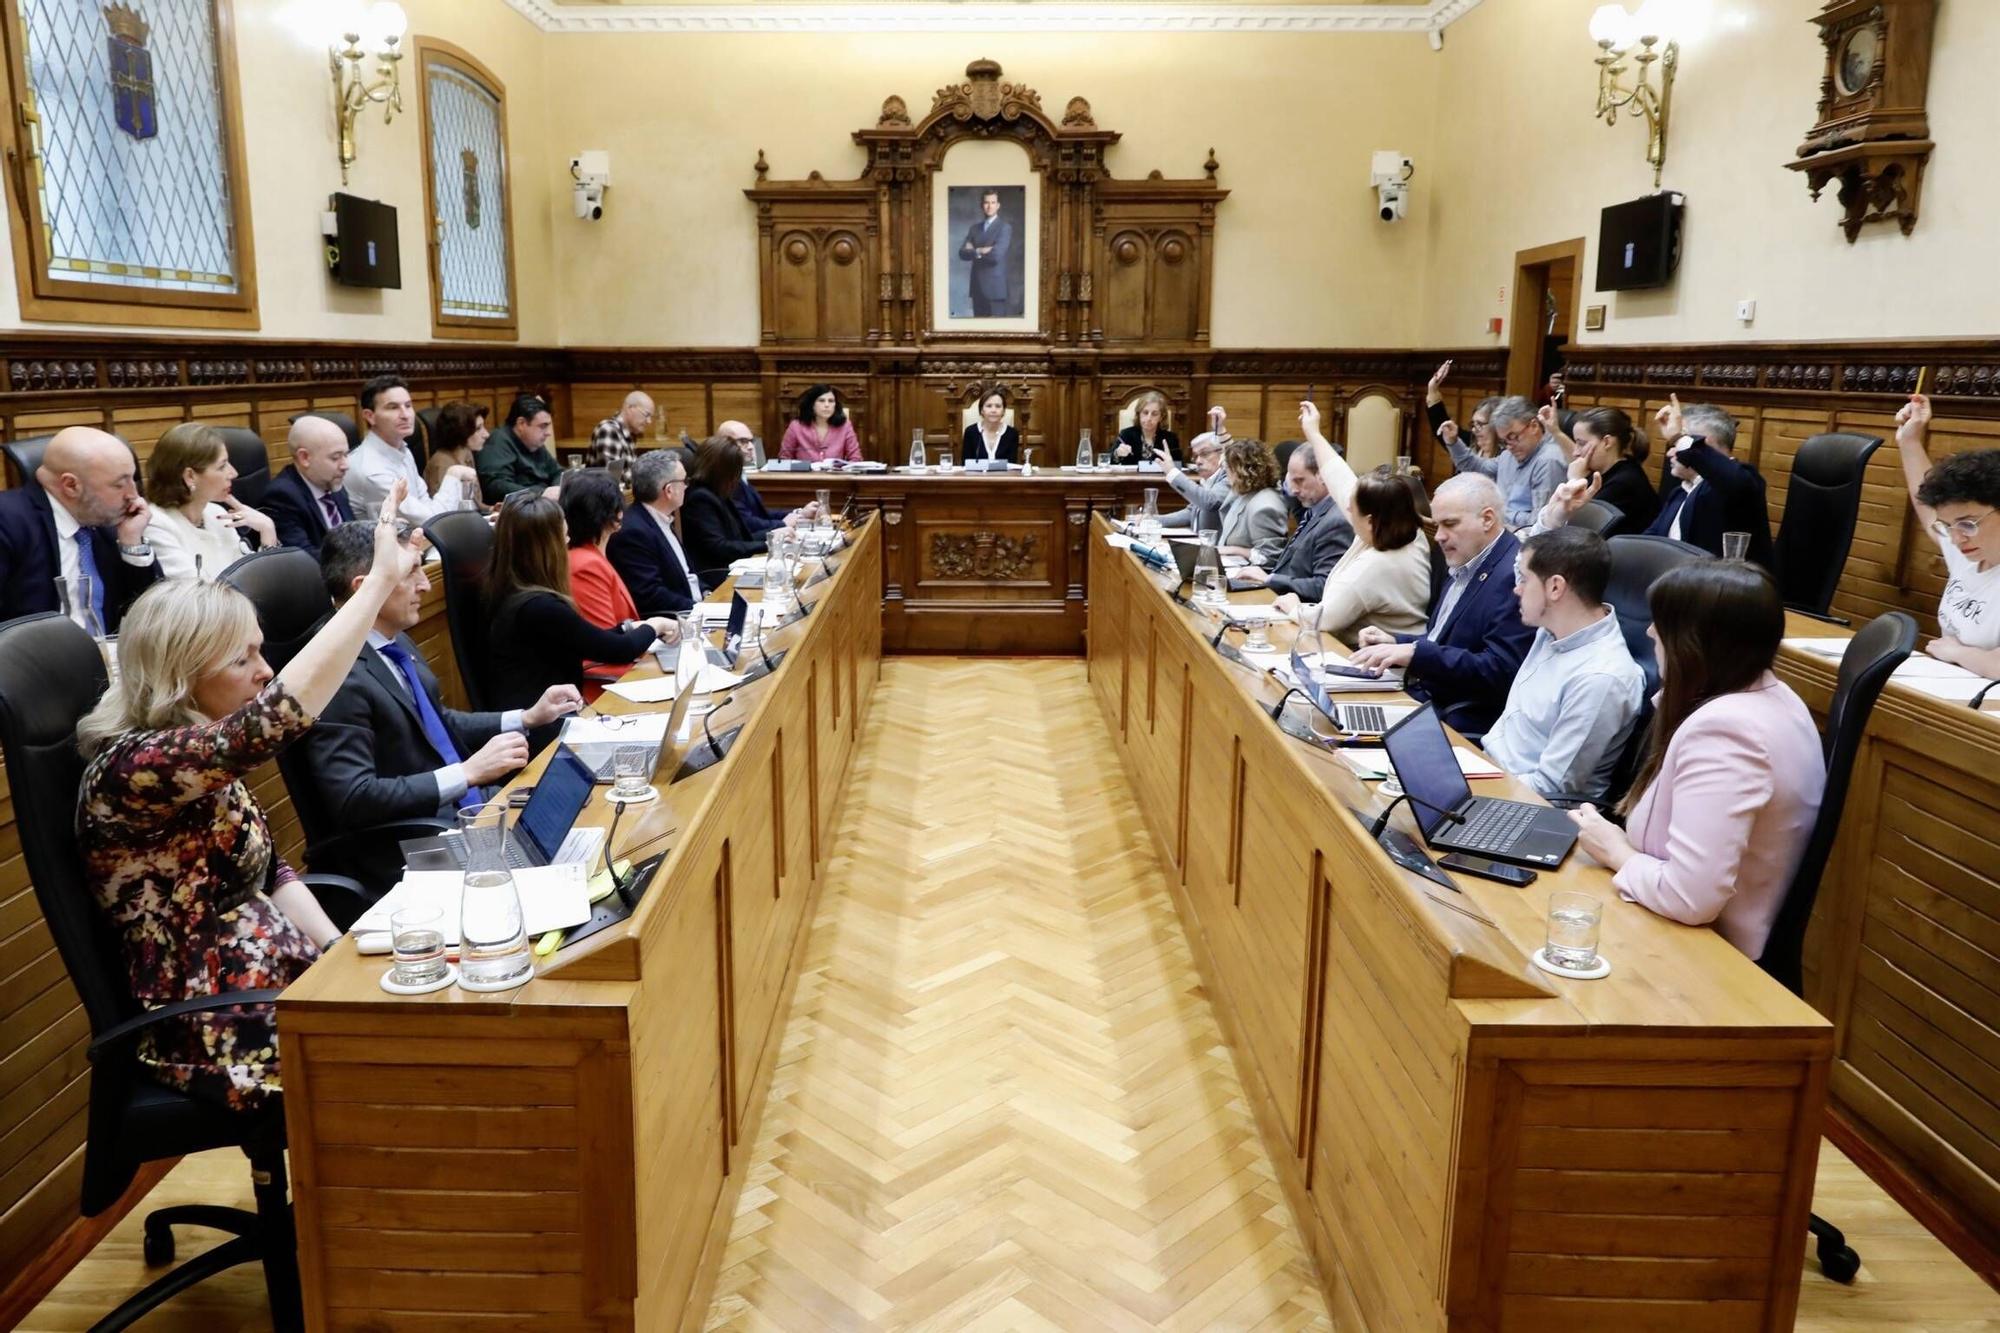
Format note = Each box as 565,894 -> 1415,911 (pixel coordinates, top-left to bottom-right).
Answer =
1824,1105 -> 1999,1290
0,1157 -> 177,1330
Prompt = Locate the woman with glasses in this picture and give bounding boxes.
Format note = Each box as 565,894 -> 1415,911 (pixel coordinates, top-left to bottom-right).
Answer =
1895,393 -> 2000,676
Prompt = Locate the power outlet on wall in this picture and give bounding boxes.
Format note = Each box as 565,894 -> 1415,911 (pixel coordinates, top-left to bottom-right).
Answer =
1736,299 -> 1757,324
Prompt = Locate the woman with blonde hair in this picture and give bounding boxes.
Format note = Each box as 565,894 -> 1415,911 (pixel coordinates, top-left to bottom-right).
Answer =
77,480 -> 416,1111
142,422 -> 277,580
1115,390 -> 1181,464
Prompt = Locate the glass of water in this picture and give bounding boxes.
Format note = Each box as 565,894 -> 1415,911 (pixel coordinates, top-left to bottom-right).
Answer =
390,905 -> 448,988
612,745 -> 652,800
815,488 -> 832,531
1395,453 -> 1413,476
1097,451 -> 1114,471
1544,891 -> 1603,972
456,802 -> 532,991
1722,531 -> 1751,561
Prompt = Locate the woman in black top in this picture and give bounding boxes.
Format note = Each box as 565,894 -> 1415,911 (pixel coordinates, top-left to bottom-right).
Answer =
1114,390 -> 1181,464
1559,406 -> 1659,533
485,492 -> 673,749
681,436 -> 771,590
960,388 -> 1020,465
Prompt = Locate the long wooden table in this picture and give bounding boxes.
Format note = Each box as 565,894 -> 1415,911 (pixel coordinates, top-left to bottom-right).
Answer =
277,518 -> 882,1331
1085,518 -> 1834,1330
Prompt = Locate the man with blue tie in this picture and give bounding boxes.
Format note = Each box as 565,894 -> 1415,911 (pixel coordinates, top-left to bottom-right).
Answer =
300,522 -> 581,894
260,415 -> 355,552
0,426 -> 160,632
1349,474 -> 1534,738
607,450 -> 705,618
958,188 -> 1015,317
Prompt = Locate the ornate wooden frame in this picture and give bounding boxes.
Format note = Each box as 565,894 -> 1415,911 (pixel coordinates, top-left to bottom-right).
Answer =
413,38 -> 520,341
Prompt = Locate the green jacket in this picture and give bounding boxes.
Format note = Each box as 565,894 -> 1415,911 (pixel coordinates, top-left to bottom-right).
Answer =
478,425 -> 563,504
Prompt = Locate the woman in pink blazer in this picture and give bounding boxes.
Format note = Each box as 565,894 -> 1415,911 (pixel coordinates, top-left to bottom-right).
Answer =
1569,561 -> 1825,962
779,383 -> 863,463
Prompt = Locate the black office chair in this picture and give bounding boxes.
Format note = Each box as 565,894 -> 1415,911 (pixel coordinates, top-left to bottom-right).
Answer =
0,615 -> 318,1330
217,548 -> 324,671
1568,498 -> 1626,537
289,411 -> 361,449
217,428 -> 272,510
3,432 -> 55,488
424,510 -> 498,711
413,406 -> 440,475
1604,534 -> 1709,690
1774,432 -> 1884,618
1757,610 -> 1916,1285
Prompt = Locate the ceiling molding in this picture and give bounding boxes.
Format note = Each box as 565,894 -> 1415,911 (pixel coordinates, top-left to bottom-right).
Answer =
496,0 -> 1487,36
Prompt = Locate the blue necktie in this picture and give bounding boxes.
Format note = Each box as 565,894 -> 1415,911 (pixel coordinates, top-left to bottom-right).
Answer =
73,530 -> 106,628
378,640 -> 479,810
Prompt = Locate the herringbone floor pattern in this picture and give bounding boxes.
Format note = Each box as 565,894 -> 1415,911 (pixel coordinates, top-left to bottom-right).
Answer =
702,659 -> 1334,1332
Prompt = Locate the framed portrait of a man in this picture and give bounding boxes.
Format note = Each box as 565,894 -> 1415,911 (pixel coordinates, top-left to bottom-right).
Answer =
931,141 -> 1039,333
949,185 -> 1025,318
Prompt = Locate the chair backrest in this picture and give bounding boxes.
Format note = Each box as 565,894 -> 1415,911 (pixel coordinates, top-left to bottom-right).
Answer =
1759,612 -> 1916,994
217,427 -> 272,509
1774,432 -> 1883,616
3,433 -> 54,489
1604,534 -> 1710,691
1568,497 -> 1626,536
423,510 -> 497,711
416,405 -> 441,454
291,410 -> 361,450
217,547 -> 330,673
404,412 -> 430,475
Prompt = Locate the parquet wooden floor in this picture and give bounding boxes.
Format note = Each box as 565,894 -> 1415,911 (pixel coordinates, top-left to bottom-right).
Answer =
19,660 -> 2000,1330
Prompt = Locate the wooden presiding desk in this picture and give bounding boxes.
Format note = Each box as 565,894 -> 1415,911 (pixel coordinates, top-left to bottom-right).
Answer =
1086,517 -> 1834,1330
277,518 -> 882,1331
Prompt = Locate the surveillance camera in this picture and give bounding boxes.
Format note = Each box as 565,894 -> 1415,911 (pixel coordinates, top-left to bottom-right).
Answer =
573,181 -> 605,221
569,151 -> 610,222
1376,182 -> 1409,223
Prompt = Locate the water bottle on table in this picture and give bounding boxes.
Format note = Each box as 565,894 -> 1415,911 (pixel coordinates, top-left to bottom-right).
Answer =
456,802 -> 533,991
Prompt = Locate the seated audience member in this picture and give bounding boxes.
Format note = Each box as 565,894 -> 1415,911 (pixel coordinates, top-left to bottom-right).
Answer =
1215,440 -> 1289,565
478,394 -> 564,505
682,435 -> 775,588
562,469 -> 644,632
1115,390 -> 1181,464
1481,528 -> 1645,802
962,389 -> 1021,465
74,485 -> 414,1110
1350,473 -> 1534,737
1892,392 -> 2000,676
0,426 -> 159,631
1443,395 -> 1568,530
264,415 -> 354,552
587,391 -> 655,484
780,384 -> 863,464
143,423 -> 277,581
302,522 -> 580,894
1231,417 -> 1353,598
1568,561 -> 1825,961
607,450 -> 703,618
349,374 -> 475,523
1271,440 -> 1305,521
1548,405 -> 1659,532
1649,397 -> 1772,563
1425,361 -> 1503,460
719,419 -> 816,534
486,492 -> 676,747
1156,429 -> 1231,532
424,401 -> 491,506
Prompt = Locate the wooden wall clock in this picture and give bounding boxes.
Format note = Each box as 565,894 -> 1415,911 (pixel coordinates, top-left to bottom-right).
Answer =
1786,0 -> 1937,241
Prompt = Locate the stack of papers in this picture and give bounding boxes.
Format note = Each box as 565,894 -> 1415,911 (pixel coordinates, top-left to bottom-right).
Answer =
1339,747 -> 1505,782
603,664 -> 746,704
561,713 -> 671,747
1279,651 -> 1403,691
351,867 -> 592,943
1889,654 -> 1995,704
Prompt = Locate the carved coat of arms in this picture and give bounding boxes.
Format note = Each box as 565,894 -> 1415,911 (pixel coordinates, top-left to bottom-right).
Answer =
104,4 -> 157,141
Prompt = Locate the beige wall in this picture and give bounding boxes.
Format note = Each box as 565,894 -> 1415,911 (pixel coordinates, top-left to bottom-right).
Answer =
0,0 -> 559,342
1421,0 -> 1995,348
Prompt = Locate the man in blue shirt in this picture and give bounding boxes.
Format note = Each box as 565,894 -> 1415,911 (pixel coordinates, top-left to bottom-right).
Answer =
1482,527 -> 1646,803
1443,395 -> 1568,530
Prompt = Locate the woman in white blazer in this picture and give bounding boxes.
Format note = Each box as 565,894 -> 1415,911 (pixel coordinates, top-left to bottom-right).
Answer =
143,423 -> 277,582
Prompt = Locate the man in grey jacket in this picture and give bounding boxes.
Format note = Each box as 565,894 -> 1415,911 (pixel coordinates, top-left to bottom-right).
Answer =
1157,429 -> 1232,532
1441,395 -> 1568,530
1230,445 -> 1353,598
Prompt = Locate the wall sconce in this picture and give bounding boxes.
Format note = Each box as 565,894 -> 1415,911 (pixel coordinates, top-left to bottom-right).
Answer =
1590,2 -> 1680,187
329,1 -> 408,185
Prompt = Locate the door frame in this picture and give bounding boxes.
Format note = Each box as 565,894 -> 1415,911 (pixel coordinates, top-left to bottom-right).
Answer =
1507,238 -> 1587,398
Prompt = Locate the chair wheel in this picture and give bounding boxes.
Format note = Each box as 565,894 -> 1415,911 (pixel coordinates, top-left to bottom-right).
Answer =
142,1223 -> 174,1267
1817,1238 -> 1860,1283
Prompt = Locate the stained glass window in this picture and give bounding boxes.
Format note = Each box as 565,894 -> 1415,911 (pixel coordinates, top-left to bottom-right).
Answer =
419,43 -> 514,335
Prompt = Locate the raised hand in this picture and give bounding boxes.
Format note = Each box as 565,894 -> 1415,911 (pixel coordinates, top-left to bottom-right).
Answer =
1537,402 -> 1561,435
1298,400 -> 1323,438
1438,419 -> 1461,447
1654,392 -> 1684,442
1152,445 -> 1175,470
1426,360 -> 1452,404
1896,392 -> 1933,447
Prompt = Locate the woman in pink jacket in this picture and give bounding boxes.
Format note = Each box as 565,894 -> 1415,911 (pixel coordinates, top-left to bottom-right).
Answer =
1568,561 -> 1825,962
779,383 -> 863,463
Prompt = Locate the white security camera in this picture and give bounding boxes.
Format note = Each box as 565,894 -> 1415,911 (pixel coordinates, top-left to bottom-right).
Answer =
569,151 -> 610,222
1370,150 -> 1414,223
573,181 -> 605,221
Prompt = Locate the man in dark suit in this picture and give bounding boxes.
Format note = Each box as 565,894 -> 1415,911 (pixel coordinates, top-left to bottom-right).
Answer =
1230,446 -> 1353,599
606,450 -> 703,618
1647,399 -> 1774,569
1350,473 -> 1534,738
300,523 -> 582,894
958,188 -> 1014,317
261,414 -> 355,552
0,426 -> 160,633
718,419 -> 816,536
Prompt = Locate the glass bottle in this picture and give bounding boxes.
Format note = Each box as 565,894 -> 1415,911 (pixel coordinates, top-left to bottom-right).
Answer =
1075,428 -> 1093,471
456,802 -> 532,991
909,428 -> 926,472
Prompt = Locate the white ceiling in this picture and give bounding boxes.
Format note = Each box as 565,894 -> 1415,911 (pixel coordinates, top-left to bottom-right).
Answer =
498,0 -> 1486,34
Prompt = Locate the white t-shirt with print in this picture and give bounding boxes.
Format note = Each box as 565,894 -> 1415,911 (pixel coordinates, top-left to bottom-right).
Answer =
1934,531 -> 2000,648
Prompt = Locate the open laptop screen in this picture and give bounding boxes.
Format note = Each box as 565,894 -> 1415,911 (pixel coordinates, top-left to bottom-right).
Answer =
1379,705 -> 1474,838
519,746 -> 596,862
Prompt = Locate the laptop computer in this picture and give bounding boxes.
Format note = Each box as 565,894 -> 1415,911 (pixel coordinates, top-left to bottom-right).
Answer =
1169,537 -> 1201,586
1378,705 -> 1578,868
401,744 -> 606,872
1285,649 -> 1416,737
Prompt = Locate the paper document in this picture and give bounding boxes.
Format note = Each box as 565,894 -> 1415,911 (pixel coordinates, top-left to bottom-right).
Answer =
1220,603 -> 1295,625
699,602 -> 739,624
603,664 -> 746,704
351,866 -> 593,943
561,713 -> 670,747
1780,636 -> 1848,659
1103,533 -> 1135,550
1281,652 -> 1403,692
1340,747 -> 1506,781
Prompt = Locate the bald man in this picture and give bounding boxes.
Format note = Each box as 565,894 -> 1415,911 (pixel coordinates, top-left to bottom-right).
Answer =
586,391 -> 654,484
0,426 -> 160,633
717,419 -> 819,535
262,415 -> 355,552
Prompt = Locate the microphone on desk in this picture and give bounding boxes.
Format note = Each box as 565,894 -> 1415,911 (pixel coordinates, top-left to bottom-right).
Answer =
1365,790 -> 1466,843
602,796 -> 636,906
1971,679 -> 2000,711
1267,685 -> 1307,721
1211,619 -> 1242,649
702,695 -> 734,764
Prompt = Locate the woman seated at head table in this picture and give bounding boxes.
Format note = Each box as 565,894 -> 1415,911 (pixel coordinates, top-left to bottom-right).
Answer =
1213,439 -> 1289,566
1114,390 -> 1182,465
960,388 -> 1020,465
425,400 -> 492,510
1893,392 -> 2000,679
1566,560 -> 1826,962
1270,401 -> 1433,640
77,481 -> 420,1111
779,383 -> 863,464
142,422 -> 279,581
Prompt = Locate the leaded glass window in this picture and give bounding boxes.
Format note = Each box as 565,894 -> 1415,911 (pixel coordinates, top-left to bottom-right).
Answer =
417,41 -> 514,337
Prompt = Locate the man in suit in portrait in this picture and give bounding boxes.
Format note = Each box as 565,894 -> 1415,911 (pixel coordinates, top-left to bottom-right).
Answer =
301,522 -> 581,894
958,188 -> 1014,317
261,414 -> 355,553
0,426 -> 160,632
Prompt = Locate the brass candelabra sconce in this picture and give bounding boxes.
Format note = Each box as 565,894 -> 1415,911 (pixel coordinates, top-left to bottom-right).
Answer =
329,2 -> 409,186
1590,3 -> 1681,188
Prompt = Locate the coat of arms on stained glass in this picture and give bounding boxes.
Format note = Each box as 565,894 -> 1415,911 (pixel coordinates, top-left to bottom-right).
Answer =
461,147 -> 481,229
103,3 -> 156,141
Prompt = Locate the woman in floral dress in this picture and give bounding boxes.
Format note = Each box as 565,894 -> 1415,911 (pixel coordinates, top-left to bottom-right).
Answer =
75,480 -> 416,1111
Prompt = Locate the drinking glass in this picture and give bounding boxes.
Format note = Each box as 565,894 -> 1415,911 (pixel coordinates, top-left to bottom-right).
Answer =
1096,451 -> 1114,471
1395,453 -> 1413,476
612,745 -> 652,800
815,488 -> 832,531
456,803 -> 532,990
1722,531 -> 1751,561
1243,617 -> 1271,653
937,448 -> 955,473
1543,891 -> 1603,972
390,906 -> 449,987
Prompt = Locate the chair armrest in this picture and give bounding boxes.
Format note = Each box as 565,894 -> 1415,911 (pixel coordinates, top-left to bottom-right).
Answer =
90,989 -> 286,1057
302,872 -> 373,932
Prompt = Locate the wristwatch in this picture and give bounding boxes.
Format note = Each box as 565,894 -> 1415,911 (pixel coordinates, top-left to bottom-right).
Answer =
119,541 -> 154,561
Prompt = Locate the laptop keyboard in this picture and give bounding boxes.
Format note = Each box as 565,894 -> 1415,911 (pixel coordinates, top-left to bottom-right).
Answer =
1454,801 -> 1537,854
1338,703 -> 1390,733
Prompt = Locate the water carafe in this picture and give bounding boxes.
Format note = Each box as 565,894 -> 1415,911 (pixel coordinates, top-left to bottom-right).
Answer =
456,802 -> 532,992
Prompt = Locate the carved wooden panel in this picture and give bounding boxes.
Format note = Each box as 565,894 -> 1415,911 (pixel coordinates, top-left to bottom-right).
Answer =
770,224 -> 872,345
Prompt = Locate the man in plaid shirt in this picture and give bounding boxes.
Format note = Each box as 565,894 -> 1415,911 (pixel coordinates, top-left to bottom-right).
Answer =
586,391 -> 655,482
